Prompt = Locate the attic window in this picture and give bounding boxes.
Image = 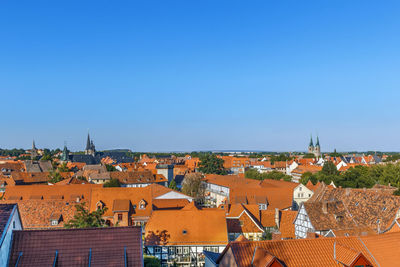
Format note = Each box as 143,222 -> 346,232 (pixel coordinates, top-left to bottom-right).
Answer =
182,230 -> 187,235
382,207 -> 387,211
377,219 -> 380,224
355,202 -> 359,206
51,220 -> 59,226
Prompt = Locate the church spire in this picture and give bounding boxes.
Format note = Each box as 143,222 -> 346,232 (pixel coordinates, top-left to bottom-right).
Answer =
86,133 -> 91,151
32,139 -> 37,150
316,136 -> 320,147
309,135 -> 314,147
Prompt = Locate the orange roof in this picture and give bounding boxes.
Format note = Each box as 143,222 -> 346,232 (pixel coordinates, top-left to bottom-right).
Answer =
291,165 -> 322,174
2,184 -> 100,202
145,203 -> 228,246
152,198 -> 190,210
89,184 -> 174,218
279,211 -> 296,239
217,233 -> 400,266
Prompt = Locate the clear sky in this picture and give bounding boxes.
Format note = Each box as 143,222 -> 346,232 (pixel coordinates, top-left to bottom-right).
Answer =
1,0 -> 400,152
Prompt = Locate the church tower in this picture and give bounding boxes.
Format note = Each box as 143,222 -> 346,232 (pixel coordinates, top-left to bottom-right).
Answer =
308,135 -> 314,154
314,136 -> 321,158
31,139 -> 38,160
85,133 -> 96,156
61,143 -> 69,162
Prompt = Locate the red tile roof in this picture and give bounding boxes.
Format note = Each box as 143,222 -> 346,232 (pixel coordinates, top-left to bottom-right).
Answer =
8,226 -> 143,266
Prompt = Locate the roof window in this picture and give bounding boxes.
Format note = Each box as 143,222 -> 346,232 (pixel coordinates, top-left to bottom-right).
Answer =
182,230 -> 187,235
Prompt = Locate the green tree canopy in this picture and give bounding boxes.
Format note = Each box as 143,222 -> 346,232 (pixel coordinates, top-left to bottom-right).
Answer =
65,202 -> 107,228
245,169 -> 292,182
198,154 -> 227,175
105,164 -> 117,172
168,179 -> 178,190
103,178 -> 121,187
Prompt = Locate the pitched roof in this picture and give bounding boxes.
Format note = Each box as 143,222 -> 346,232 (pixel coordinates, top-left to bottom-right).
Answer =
145,203 -> 228,246
279,211 -> 297,239
217,235 -> 376,267
8,226 -> 143,267
0,204 -> 16,238
89,184 -> 174,218
1,200 -> 76,229
308,187 -> 400,232
110,171 -> 167,184
2,184 -> 100,202
152,198 -> 190,210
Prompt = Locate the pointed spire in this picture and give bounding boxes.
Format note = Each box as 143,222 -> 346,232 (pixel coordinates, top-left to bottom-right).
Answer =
32,139 -> 36,150
86,133 -> 91,150
309,135 -> 314,147
316,136 -> 320,147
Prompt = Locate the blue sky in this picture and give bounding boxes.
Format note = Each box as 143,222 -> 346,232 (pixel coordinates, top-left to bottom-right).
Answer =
1,0 -> 400,152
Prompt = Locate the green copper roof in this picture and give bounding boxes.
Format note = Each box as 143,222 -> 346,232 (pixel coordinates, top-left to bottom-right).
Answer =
309,135 -> 314,147
316,136 -> 320,147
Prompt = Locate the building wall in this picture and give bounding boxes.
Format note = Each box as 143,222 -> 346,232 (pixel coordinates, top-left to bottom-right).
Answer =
146,245 -> 225,267
0,207 -> 22,267
218,247 -> 238,267
294,205 -> 314,238
293,185 -> 314,210
157,166 -> 174,184
204,183 -> 229,207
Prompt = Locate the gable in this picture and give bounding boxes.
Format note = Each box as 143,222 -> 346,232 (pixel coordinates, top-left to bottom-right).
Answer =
155,191 -> 193,200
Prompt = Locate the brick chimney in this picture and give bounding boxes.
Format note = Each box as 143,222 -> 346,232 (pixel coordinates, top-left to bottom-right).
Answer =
275,208 -> 280,228
322,201 -> 328,214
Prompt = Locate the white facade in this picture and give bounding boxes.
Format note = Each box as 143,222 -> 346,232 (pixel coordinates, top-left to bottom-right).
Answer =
0,205 -> 22,267
293,184 -> 314,210
294,204 -> 314,238
146,244 -> 225,267
154,191 -> 193,201
204,182 -> 229,207
286,161 -> 298,176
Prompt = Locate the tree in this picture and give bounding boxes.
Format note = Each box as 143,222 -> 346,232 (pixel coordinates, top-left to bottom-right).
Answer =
321,161 -> 339,176
144,255 -> 161,267
57,162 -> 70,172
300,172 -> 318,185
198,154 -> 227,175
103,178 -> 121,187
65,202 -> 107,228
302,153 -> 315,159
41,153 -> 52,161
168,179 -> 178,190
105,164 -> 117,172
48,170 -> 63,184
245,169 -> 292,182
182,173 -> 205,202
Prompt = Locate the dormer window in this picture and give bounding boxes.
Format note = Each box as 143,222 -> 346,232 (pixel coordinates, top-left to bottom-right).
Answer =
139,199 -> 147,209
258,204 -> 267,210
382,207 -> 387,211
51,220 -> 59,226
355,202 -> 359,206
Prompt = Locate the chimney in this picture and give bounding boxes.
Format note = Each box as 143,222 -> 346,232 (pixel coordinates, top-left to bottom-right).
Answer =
345,188 -> 351,196
322,201 -> 328,214
275,208 -> 280,228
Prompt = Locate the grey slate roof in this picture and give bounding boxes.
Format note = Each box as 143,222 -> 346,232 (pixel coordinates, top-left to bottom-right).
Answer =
0,204 -> 16,241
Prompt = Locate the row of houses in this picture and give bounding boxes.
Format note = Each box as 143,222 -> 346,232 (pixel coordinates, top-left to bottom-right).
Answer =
0,203 -> 144,267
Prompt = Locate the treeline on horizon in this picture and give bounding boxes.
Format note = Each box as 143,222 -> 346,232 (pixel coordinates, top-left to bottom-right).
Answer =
1,148 -> 400,160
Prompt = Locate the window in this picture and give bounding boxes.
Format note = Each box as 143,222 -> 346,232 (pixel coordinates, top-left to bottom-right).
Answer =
299,187 -> 302,191
239,220 -> 244,226
176,247 -> 182,254
183,247 -> 189,254
155,247 -> 161,253
51,220 -> 58,226
118,213 -> 123,221
13,221 -> 15,229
